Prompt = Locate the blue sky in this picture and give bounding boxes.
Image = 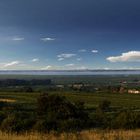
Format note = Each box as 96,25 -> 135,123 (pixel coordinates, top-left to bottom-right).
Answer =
0,0 -> 140,70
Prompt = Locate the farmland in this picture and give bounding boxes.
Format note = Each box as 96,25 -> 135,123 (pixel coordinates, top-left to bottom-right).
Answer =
0,75 -> 139,139
1,91 -> 140,110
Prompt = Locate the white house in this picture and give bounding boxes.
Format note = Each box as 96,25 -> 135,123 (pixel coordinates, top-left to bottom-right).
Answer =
128,89 -> 140,94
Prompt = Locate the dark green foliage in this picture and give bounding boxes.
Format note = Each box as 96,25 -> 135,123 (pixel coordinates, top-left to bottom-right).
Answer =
1,92 -> 140,133
21,87 -> 33,92
1,88 -> 140,133
0,79 -> 52,87
0,101 -> 7,110
0,112 -> 6,125
36,93 -> 89,132
98,100 -> 111,111
33,120 -> 47,132
1,113 -> 35,133
111,111 -> 140,129
94,108 -> 108,128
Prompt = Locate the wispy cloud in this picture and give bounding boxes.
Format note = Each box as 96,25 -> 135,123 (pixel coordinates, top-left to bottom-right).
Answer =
76,66 -> 87,70
12,37 -> 24,41
58,58 -> 64,61
41,37 -> 55,41
65,63 -> 75,67
91,50 -> 98,53
57,53 -> 76,58
41,65 -> 52,70
3,61 -> 20,68
78,49 -> 87,52
31,58 -> 39,62
57,53 -> 76,61
107,51 -> 140,62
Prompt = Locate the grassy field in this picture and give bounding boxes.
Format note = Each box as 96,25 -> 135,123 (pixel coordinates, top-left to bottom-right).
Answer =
0,91 -> 140,110
0,130 -> 140,140
60,92 -> 140,109
0,91 -> 140,117
0,75 -> 139,139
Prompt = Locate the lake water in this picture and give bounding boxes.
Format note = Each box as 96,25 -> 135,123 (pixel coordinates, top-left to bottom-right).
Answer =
0,70 -> 140,75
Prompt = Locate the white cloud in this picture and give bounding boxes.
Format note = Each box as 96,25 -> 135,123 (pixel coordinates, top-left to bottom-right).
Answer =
31,58 -> 39,62
41,65 -> 52,70
12,37 -> 24,41
3,61 -> 20,68
103,67 -> 111,70
92,50 -> 98,53
65,63 -> 75,67
58,58 -> 64,61
57,53 -> 76,58
79,49 -> 87,52
41,37 -> 55,41
76,66 -> 87,70
107,51 -> 140,62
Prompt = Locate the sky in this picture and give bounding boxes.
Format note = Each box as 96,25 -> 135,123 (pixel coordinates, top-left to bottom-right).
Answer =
0,0 -> 140,70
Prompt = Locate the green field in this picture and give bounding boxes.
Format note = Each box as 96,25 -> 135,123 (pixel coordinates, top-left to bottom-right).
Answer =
0,74 -> 139,111
1,91 -> 140,110
0,75 -> 139,132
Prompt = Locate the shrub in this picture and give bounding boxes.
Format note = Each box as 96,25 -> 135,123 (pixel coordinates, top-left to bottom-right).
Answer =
0,112 -> 6,125
21,87 -> 33,92
98,100 -> 111,111
36,93 -> 89,132
33,120 -> 47,132
111,111 -> 139,129
1,113 -> 35,133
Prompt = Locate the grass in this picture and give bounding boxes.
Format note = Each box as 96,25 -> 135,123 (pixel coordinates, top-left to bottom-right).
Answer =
0,91 -> 140,109
0,130 -> 140,140
61,92 -> 140,108
0,75 -> 139,139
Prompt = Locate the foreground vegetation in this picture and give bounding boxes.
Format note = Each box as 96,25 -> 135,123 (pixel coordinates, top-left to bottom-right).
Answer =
0,93 -> 140,133
0,130 -> 140,140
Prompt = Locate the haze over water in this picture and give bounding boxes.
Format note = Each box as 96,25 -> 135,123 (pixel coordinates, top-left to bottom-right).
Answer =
0,70 -> 140,75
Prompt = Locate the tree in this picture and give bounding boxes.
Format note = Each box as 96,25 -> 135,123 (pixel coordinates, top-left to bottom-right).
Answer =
36,93 -> 89,131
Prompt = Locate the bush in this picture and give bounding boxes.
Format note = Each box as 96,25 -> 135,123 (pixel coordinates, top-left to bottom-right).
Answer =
33,120 -> 47,132
1,114 -> 20,133
0,112 -> 6,125
21,87 -> 33,92
92,108 -> 108,128
1,113 -> 35,133
98,100 -> 111,111
36,93 -> 89,132
111,111 -> 139,129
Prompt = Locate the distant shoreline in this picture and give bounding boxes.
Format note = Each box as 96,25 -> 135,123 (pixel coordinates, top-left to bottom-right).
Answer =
0,70 -> 139,75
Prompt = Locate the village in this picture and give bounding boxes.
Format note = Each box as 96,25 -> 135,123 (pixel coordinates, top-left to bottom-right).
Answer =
55,80 -> 140,94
